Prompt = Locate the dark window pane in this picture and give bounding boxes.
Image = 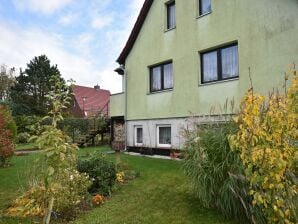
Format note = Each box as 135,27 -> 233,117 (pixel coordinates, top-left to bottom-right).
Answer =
151,67 -> 161,91
163,63 -> 173,89
136,128 -> 143,144
159,127 -> 171,145
200,0 -> 211,15
167,2 -> 176,29
221,45 -> 239,79
202,51 -> 217,82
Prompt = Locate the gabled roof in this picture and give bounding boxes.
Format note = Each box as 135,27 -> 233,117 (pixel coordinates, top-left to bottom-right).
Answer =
72,85 -> 110,115
116,0 -> 154,65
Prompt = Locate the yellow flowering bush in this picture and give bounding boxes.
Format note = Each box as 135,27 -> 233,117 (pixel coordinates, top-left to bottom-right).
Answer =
6,170 -> 90,218
229,65 -> 298,224
116,172 -> 125,184
6,186 -> 47,217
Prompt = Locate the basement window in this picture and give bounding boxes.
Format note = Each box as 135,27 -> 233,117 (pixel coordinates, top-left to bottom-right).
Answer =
134,126 -> 143,146
157,125 -> 171,148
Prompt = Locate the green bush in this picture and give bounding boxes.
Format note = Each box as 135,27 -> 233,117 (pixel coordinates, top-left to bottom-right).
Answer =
183,121 -> 265,223
14,115 -> 40,136
15,132 -> 31,143
77,152 -> 116,196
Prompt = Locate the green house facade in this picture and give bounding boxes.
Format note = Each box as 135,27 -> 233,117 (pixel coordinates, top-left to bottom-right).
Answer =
110,0 -> 298,153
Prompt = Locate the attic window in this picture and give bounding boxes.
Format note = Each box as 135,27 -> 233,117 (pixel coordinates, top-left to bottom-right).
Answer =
199,0 -> 211,16
166,1 -> 176,30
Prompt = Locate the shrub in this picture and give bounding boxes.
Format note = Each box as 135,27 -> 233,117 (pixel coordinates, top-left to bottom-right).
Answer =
77,152 -> 116,196
229,66 -> 298,224
0,105 -> 17,139
14,115 -> 40,136
0,106 -> 15,167
6,169 -> 90,220
183,121 -> 265,223
16,132 -> 31,144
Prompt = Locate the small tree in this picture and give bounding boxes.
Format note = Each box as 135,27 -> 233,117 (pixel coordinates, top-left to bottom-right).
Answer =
35,76 -> 90,223
229,65 -> 298,224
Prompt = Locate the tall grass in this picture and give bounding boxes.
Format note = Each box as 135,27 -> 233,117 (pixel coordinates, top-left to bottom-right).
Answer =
182,120 -> 265,223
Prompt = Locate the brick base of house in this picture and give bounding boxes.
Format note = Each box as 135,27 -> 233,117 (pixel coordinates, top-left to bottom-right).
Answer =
112,141 -> 125,151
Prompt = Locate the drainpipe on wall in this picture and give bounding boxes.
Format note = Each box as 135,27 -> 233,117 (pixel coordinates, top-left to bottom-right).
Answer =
124,66 -> 128,151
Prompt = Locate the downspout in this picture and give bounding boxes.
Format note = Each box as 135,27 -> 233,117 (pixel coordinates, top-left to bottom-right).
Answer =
124,66 -> 128,151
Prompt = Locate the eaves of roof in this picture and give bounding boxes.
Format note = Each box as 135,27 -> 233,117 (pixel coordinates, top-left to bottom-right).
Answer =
116,0 -> 154,65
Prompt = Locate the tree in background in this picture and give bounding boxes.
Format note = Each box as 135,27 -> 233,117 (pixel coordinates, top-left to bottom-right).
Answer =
0,65 -> 16,101
10,55 -> 66,116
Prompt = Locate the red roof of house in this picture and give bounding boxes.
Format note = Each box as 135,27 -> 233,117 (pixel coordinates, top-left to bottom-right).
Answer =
72,85 -> 110,116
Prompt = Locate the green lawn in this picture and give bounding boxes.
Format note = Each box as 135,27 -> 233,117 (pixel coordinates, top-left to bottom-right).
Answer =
15,143 -> 37,151
0,146 -> 235,224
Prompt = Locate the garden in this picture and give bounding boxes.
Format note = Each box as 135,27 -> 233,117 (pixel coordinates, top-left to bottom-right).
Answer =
0,56 -> 297,224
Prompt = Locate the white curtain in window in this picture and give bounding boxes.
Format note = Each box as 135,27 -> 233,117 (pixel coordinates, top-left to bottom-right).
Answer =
168,4 -> 176,29
159,127 -> 171,145
221,45 -> 238,79
203,51 -> 217,82
152,67 -> 161,91
201,0 -> 211,15
163,63 -> 173,89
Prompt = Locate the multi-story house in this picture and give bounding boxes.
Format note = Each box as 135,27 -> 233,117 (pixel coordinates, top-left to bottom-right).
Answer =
110,0 -> 298,155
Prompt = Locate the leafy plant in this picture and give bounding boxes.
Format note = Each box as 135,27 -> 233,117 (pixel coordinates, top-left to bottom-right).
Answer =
77,152 -> 116,196
183,121 -> 265,223
229,65 -> 298,224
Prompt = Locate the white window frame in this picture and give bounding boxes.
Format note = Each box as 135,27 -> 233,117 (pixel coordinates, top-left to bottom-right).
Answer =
134,126 -> 143,146
157,125 -> 172,148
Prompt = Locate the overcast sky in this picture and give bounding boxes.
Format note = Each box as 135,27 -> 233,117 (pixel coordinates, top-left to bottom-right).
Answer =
0,0 -> 145,93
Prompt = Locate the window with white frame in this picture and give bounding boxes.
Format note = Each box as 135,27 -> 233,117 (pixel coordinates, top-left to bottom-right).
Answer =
157,125 -> 171,147
134,126 -> 143,146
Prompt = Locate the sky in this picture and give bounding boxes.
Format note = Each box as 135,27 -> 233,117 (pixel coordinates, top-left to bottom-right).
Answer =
0,0 -> 145,93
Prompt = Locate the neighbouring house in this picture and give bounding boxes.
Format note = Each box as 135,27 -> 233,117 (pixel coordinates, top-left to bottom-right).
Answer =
110,0 -> 298,155
71,85 -> 110,118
